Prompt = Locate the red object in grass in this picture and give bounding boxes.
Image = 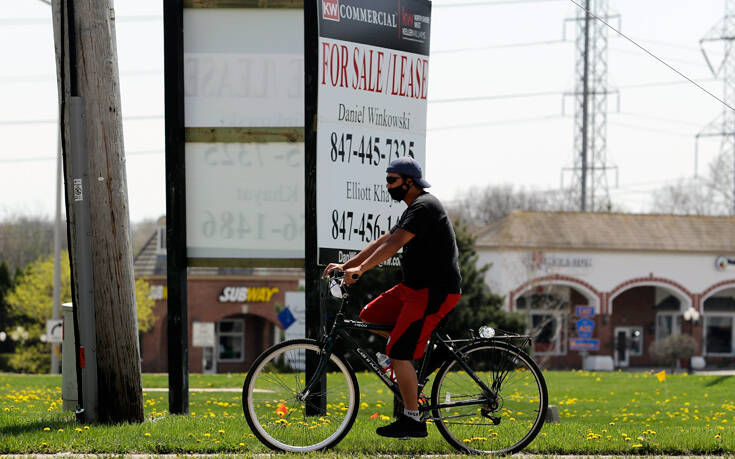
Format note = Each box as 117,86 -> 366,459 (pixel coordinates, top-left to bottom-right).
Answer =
276,403 -> 288,417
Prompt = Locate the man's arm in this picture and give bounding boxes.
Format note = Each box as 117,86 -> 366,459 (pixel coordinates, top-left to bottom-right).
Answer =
321,231 -> 391,278
344,229 -> 414,284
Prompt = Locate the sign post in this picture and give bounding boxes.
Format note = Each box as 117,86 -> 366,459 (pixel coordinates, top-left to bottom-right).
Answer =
570,305 -> 599,352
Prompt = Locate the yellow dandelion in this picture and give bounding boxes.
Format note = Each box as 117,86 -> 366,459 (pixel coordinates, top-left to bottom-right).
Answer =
57,429 -> 64,433
43,427 -> 50,432
144,432 -> 151,437
75,427 -> 82,432
83,426 -> 89,430
239,442 -> 245,446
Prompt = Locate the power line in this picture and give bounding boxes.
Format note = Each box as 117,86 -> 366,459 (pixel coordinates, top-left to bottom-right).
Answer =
608,121 -> 692,138
610,47 -> 707,68
430,78 -> 718,104
615,112 -> 703,127
616,78 -> 716,90
430,90 -> 560,104
0,69 -> 162,84
567,0 -> 735,112
433,0 -> 564,7
0,149 -> 163,164
0,15 -> 161,26
0,115 -> 162,126
429,114 -> 566,131
433,39 -> 567,54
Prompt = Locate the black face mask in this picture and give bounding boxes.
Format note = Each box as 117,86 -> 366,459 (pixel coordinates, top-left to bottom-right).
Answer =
388,182 -> 410,201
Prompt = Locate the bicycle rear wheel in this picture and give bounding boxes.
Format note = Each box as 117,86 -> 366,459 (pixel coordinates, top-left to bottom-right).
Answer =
242,339 -> 359,452
431,340 -> 548,455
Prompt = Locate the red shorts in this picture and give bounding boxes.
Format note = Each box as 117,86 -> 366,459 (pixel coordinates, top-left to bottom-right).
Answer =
359,283 -> 461,360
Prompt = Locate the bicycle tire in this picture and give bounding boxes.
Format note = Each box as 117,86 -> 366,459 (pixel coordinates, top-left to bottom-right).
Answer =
242,339 -> 360,452
430,340 -> 548,455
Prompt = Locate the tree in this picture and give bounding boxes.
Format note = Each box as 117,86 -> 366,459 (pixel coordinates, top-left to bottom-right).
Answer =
651,152 -> 733,216
444,220 -> 527,339
0,214 -> 66,273
6,251 -> 155,333
4,251 -> 155,372
0,261 -> 14,361
448,184 -> 579,229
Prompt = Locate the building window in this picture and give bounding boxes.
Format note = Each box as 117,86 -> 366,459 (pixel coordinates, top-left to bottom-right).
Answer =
628,327 -> 644,356
656,313 -> 681,341
704,315 -> 734,356
530,312 -> 566,355
217,319 -> 244,362
156,227 -> 167,254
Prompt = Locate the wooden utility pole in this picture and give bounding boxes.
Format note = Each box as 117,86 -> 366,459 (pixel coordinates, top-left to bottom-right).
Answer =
51,0 -> 144,423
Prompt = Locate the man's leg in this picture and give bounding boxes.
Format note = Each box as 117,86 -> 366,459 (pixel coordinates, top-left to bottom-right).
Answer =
375,357 -> 427,438
392,359 -> 418,411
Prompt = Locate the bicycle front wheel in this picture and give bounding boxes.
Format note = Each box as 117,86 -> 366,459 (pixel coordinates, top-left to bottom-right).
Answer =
242,339 -> 359,452
431,340 -> 548,455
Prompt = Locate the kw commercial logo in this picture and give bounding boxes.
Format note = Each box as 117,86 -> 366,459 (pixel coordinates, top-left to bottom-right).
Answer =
323,0 -> 339,21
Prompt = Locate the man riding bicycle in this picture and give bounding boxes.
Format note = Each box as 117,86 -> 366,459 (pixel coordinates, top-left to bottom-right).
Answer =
323,157 -> 462,439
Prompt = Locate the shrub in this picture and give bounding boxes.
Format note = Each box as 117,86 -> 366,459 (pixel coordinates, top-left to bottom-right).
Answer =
649,334 -> 696,370
7,342 -> 50,373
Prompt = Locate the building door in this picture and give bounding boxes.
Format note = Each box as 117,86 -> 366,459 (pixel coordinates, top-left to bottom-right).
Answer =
202,346 -> 216,374
614,326 -> 643,367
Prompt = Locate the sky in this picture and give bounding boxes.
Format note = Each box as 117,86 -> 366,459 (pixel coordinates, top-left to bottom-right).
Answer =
0,0 -> 730,223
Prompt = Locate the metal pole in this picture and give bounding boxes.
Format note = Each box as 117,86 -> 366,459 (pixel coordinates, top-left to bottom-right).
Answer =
164,0 -> 189,414
580,0 -> 591,212
51,127 -> 63,375
304,0 -> 326,416
70,96 -> 98,423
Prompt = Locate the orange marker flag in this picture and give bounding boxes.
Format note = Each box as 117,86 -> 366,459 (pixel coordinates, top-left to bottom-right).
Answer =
655,370 -> 666,382
276,403 -> 288,417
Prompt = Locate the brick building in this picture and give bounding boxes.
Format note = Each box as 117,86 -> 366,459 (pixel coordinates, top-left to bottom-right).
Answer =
476,211 -> 735,370
134,219 -> 302,373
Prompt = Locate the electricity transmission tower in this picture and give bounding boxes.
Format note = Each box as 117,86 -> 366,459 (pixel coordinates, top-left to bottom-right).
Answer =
698,0 -> 735,214
564,0 -> 617,211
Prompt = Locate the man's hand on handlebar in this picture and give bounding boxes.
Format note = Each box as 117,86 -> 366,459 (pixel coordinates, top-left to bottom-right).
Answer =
322,263 -> 363,285
322,263 -> 345,279
343,267 -> 362,285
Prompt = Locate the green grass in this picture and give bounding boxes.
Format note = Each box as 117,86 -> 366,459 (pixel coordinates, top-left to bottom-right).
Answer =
0,370 -> 733,455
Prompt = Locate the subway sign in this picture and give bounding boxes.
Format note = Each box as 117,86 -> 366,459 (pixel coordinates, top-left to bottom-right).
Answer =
218,287 -> 279,303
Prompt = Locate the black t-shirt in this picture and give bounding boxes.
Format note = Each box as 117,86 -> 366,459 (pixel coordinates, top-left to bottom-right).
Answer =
391,192 -> 462,292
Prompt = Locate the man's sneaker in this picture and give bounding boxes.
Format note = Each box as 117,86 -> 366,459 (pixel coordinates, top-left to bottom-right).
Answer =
376,414 -> 428,438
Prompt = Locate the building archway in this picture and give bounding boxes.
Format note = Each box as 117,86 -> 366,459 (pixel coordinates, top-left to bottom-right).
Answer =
700,280 -> 735,357
608,277 -> 694,367
509,275 -> 602,361
608,277 -> 693,315
509,275 -> 602,313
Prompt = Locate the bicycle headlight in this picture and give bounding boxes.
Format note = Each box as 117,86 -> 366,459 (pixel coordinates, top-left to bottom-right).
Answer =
479,326 -> 495,339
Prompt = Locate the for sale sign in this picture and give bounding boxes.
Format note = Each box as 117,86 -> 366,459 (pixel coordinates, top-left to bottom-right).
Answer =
316,0 -> 431,264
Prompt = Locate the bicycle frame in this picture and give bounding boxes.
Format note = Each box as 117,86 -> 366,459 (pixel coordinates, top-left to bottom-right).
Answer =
300,300 -> 498,415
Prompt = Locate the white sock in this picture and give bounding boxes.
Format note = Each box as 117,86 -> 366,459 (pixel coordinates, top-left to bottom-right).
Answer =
403,408 -> 420,422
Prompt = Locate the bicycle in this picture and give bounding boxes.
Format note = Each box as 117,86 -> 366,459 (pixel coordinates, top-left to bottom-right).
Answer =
242,271 -> 548,454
